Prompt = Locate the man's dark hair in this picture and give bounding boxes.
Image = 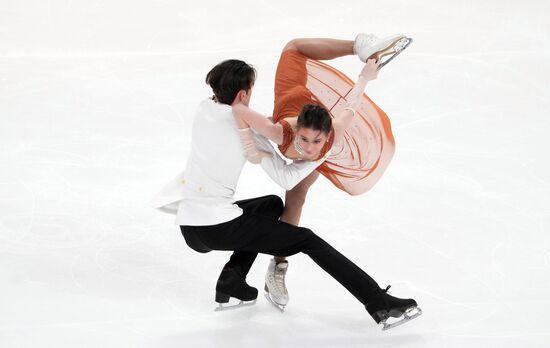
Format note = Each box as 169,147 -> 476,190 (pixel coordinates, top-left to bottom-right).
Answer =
297,104 -> 332,135
205,59 -> 256,105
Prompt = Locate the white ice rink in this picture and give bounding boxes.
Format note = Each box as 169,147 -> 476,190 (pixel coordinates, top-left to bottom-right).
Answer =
1,0 -> 550,347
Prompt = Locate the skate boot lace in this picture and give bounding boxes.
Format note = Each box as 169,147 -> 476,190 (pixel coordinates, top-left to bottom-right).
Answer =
376,285 -> 392,309
273,266 -> 287,294
363,34 -> 377,46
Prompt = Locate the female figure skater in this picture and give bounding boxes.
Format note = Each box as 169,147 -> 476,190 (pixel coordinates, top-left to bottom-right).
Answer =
233,33 -> 412,310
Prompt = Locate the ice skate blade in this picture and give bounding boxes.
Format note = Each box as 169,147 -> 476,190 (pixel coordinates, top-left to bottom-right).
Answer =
214,299 -> 257,312
375,37 -> 413,70
264,293 -> 286,313
380,306 -> 422,331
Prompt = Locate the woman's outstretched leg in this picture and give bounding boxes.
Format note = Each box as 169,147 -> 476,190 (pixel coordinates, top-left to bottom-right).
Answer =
264,170 -> 320,310
278,170 -> 320,251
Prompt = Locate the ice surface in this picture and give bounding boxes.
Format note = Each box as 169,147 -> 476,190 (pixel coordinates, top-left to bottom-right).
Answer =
1,0 -> 550,347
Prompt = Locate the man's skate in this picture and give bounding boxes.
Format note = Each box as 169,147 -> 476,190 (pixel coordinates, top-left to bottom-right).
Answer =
214,266 -> 258,311
365,286 -> 422,330
264,259 -> 289,312
354,33 -> 413,70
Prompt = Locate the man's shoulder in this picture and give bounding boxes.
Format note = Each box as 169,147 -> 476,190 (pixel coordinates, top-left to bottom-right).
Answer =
195,98 -> 233,124
198,98 -> 231,113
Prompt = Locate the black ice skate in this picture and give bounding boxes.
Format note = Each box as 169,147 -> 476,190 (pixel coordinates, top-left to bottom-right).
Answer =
365,285 -> 422,331
214,266 -> 258,311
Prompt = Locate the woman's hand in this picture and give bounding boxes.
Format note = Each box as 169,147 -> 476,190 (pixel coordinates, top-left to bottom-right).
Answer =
359,59 -> 381,81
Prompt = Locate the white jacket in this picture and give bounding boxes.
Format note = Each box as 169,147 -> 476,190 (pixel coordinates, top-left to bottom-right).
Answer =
151,98 -> 326,226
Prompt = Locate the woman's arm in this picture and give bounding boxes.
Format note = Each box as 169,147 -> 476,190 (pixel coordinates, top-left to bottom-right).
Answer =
232,104 -> 284,145
332,59 -> 380,142
254,133 -> 327,190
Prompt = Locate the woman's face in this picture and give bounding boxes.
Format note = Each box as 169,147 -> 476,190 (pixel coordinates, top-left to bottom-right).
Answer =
295,127 -> 328,158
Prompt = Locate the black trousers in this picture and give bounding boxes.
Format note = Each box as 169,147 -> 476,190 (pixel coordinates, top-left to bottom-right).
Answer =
181,195 -> 381,305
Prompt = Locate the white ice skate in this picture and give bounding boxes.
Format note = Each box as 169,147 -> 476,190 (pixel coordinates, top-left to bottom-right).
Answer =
354,33 -> 413,70
264,259 -> 289,312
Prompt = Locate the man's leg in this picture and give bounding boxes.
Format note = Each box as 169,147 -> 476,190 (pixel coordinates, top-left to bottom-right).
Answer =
228,212 -> 420,326
194,205 -> 381,305
236,194 -> 284,219
184,197 -> 419,326
225,195 -> 285,275
245,217 -> 381,304
188,195 -> 285,307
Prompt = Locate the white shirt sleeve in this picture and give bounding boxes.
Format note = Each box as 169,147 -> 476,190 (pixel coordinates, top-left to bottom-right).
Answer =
252,132 -> 328,190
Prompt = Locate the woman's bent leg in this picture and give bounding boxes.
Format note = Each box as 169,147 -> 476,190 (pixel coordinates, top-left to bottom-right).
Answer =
283,38 -> 354,60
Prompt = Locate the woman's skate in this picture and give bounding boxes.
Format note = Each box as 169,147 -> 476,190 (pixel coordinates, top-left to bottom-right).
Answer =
354,33 -> 413,70
264,259 -> 289,312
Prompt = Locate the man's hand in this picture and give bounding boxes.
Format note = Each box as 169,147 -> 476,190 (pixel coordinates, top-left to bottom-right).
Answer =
238,128 -> 273,164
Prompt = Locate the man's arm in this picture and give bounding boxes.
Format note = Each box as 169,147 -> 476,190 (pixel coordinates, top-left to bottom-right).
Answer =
253,132 -> 328,191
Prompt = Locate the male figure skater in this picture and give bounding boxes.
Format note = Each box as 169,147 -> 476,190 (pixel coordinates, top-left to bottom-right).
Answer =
152,59 -> 421,330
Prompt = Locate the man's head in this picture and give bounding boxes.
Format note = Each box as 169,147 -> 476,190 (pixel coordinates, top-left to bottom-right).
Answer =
205,59 -> 256,106
296,104 -> 332,157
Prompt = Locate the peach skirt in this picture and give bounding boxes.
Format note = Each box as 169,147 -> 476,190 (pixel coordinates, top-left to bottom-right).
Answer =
273,49 -> 395,196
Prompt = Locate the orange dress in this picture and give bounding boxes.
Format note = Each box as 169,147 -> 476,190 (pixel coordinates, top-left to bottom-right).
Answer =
273,49 -> 395,196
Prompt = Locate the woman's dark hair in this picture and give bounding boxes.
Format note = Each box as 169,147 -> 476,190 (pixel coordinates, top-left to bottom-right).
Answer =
205,59 -> 256,105
297,104 -> 332,135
